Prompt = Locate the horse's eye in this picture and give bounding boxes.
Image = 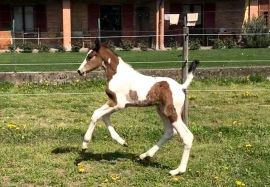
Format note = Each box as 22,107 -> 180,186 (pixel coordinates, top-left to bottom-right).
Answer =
87,56 -> 92,60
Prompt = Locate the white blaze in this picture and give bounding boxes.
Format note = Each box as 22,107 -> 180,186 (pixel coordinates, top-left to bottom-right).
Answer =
78,50 -> 92,72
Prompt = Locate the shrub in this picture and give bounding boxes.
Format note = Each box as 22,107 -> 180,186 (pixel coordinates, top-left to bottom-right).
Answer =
71,40 -> 82,52
168,37 -> 179,50
56,44 -> 66,52
20,42 -> 36,53
212,39 -> 224,49
242,16 -> 270,48
189,38 -> 201,50
138,39 -> 148,51
120,39 -> 134,51
224,38 -> 237,49
106,40 -> 116,51
37,44 -> 51,52
8,43 -> 16,52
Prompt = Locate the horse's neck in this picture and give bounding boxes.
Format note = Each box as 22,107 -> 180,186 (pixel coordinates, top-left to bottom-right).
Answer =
105,57 -> 139,81
117,58 -> 139,74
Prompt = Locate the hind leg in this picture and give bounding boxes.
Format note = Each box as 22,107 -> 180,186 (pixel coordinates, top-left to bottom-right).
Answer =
169,119 -> 194,176
102,113 -> 127,146
139,106 -> 174,159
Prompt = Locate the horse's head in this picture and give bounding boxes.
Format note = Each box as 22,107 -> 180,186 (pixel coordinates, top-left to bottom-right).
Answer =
77,39 -> 119,77
77,39 -> 104,76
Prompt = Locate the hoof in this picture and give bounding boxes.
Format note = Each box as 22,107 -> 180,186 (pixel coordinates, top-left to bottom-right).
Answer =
123,142 -> 128,147
169,169 -> 179,176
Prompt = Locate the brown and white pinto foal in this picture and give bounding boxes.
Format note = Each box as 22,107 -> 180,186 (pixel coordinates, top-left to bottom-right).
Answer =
77,39 -> 199,176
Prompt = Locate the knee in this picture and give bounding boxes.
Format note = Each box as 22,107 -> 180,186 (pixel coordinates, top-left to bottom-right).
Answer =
184,133 -> 194,149
91,110 -> 100,122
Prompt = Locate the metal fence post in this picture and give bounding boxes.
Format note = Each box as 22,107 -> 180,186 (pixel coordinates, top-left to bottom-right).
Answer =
182,25 -> 189,125
12,19 -> 17,72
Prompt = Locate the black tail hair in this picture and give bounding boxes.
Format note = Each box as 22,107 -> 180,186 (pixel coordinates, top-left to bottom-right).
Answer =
188,60 -> 200,74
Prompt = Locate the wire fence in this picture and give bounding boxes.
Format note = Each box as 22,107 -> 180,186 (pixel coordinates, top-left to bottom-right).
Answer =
0,32 -> 270,72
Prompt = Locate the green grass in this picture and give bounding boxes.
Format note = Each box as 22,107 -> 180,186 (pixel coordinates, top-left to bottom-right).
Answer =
0,78 -> 269,186
1,48 -> 270,72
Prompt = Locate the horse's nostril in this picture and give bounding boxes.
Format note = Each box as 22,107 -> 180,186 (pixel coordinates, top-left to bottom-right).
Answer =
77,70 -> 82,75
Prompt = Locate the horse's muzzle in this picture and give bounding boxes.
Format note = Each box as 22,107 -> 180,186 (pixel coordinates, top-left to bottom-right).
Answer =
77,70 -> 83,76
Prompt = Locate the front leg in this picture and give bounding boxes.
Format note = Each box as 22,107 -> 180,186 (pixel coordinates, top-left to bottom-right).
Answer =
82,103 -> 119,150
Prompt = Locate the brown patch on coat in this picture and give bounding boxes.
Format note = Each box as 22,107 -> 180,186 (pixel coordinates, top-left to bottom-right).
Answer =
129,90 -> 138,101
146,81 -> 177,123
105,86 -> 117,107
98,46 -> 119,81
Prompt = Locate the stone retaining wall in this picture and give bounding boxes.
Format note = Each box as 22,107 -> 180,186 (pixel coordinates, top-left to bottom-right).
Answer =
0,67 -> 270,84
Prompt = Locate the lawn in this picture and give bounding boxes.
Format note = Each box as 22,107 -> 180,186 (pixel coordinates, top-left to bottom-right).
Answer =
0,77 -> 269,186
0,48 -> 270,72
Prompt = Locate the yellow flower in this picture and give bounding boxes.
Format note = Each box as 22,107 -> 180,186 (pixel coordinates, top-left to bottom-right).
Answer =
245,143 -> 251,148
104,178 -> 108,183
173,177 -> 179,181
22,136 -> 25,139
214,176 -> 219,180
16,127 -> 20,130
111,176 -> 119,181
236,180 -> 245,186
232,120 -> 237,125
23,124 -> 27,129
78,168 -> 85,173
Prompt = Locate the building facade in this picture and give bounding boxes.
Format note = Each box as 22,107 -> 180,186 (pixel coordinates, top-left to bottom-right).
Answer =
0,0 -> 269,50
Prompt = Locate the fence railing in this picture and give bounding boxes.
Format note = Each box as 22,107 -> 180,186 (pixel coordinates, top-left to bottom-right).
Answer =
0,33 -> 270,72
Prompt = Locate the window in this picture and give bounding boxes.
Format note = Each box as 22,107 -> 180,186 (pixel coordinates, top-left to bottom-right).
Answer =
13,6 -> 34,32
100,5 -> 121,31
183,4 -> 202,26
12,5 -> 47,32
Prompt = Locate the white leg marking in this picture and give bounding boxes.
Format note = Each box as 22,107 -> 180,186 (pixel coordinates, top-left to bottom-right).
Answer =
102,113 -> 126,146
82,103 -> 118,150
169,120 -> 194,176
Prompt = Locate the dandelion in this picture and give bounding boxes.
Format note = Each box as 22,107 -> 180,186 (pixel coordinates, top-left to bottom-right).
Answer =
7,123 -> 17,129
245,143 -> 251,148
23,124 -> 27,129
223,166 -> 229,170
173,177 -> 179,181
78,167 -> 85,173
104,178 -> 109,183
236,180 -> 245,186
232,120 -> 237,125
16,127 -> 20,130
22,136 -> 25,139
76,79 -> 80,83
111,176 -> 119,181
130,125 -> 133,128
214,176 -> 219,180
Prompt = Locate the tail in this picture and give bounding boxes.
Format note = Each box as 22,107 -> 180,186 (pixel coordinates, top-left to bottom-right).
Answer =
182,60 -> 199,89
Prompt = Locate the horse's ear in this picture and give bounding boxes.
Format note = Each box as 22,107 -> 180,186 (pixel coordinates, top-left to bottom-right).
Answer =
94,38 -> 101,51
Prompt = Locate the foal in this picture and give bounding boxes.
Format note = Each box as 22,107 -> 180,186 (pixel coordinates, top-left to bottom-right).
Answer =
77,39 -> 199,176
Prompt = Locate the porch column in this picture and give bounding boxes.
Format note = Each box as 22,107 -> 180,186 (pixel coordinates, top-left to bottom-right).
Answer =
159,0 -> 165,49
249,0 -> 259,19
156,0 -> 160,50
62,0 -> 71,51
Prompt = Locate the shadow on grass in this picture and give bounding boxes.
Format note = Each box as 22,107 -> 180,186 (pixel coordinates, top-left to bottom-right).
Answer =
51,146 -> 171,170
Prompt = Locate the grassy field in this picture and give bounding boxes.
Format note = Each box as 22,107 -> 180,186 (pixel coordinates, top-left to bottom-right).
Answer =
0,77 -> 270,187
0,48 -> 270,72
